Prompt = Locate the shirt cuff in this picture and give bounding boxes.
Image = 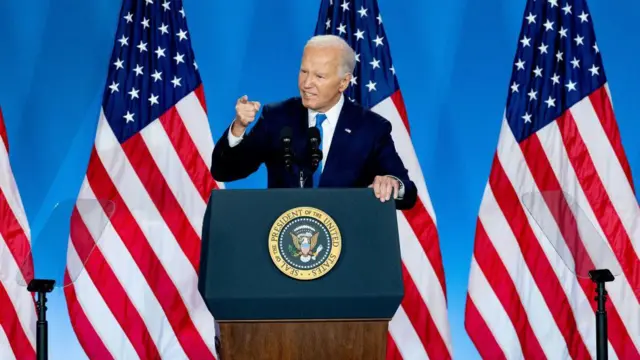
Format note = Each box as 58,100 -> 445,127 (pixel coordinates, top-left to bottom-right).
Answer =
227,120 -> 245,148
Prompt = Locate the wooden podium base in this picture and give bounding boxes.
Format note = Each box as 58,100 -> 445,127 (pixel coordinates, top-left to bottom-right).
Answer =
217,320 -> 388,360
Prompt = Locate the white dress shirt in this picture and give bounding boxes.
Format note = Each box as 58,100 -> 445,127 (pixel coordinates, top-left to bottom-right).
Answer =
305,93 -> 344,170
226,94 -> 404,197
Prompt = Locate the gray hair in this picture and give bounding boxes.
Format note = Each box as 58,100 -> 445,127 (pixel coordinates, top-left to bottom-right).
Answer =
305,35 -> 356,77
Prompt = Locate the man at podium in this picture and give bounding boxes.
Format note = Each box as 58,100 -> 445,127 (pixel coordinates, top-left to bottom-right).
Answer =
210,35 -> 417,210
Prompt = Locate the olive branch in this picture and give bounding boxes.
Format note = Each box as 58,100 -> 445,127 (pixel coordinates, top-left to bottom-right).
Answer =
288,244 -> 300,257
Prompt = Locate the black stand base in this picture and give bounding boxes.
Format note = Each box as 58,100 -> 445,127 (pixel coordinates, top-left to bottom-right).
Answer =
588,269 -> 614,360
27,279 -> 55,360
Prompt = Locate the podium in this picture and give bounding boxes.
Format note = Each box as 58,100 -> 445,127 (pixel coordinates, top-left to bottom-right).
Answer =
199,188 -> 404,360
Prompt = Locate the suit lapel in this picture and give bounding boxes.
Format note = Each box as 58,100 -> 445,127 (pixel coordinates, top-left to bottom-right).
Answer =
321,99 -> 359,186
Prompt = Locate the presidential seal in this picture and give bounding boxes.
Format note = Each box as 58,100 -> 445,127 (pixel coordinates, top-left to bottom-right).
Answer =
269,206 -> 342,280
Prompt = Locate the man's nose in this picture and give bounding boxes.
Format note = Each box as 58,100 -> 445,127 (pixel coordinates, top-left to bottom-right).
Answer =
303,76 -> 314,88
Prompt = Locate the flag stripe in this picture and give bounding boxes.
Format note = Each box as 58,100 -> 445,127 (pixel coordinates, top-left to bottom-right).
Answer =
0,132 -> 7,156
465,1 -> 640,358
372,95 -> 451,358
0,327 -> 17,360
175,90 -> 216,172
523,119 -> 638,357
65,2 -> 220,358
523,130 -> 594,273
478,180 -> 576,358
193,85 -> 208,114
69,200 -> 163,359
395,212 -> 449,359
472,219 -> 546,359
496,118 -> 614,356
0,110 -> 8,154
464,293 -> 507,360
65,235 -> 141,359
489,150 -> 591,359
0,189 -> 33,284
137,118 -> 207,248
535,118 -> 640,356
559,105 -> 640,299
87,140 -> 215,359
572,94 -> 640,248
385,333 -> 403,360
387,305 -> 429,359
494,115 -> 639,358
159,106 -> 215,202
63,271 -> 117,360
588,87 -> 635,193
0,281 -> 35,360
137,113 -> 219,352
0,141 -> 31,244
375,90 -> 450,359
390,91 -> 410,133
121,131 -> 202,273
93,111 -> 217,357
399,263 -> 450,360
0,107 -> 36,360
79,180 -> 197,359
403,200 -> 446,298
69,177 -> 192,359
372,96 -> 435,216
556,111 -> 640,358
0,123 -> 34,286
467,256 -> 522,359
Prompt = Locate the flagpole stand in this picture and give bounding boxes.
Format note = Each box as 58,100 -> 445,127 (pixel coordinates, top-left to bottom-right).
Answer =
27,279 -> 55,360
588,269 -> 614,360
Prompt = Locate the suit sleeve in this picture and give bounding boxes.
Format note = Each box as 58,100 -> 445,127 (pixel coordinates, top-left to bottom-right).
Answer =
210,106 -> 270,182
372,119 -> 418,210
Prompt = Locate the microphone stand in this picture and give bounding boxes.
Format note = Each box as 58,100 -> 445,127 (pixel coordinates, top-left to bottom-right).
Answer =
589,269 -> 614,360
280,127 -> 298,188
28,279 -> 56,360
280,126 -> 323,188
283,143 -> 293,174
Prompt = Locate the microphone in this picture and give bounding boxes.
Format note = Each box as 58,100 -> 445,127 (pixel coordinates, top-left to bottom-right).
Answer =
280,126 -> 294,173
307,127 -> 323,171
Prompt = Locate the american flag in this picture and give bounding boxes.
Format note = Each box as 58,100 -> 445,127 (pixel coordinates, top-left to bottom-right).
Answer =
62,0 -> 222,358
464,0 -> 640,359
314,1 -> 453,359
0,106 -> 37,359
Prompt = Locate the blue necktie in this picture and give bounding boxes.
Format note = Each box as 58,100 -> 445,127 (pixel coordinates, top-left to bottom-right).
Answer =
313,113 -> 327,188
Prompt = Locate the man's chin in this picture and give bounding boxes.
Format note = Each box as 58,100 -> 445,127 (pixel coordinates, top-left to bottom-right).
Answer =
301,98 -> 318,110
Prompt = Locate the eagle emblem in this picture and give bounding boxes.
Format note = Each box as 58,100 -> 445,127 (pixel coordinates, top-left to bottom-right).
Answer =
269,206 -> 342,280
289,228 -> 324,263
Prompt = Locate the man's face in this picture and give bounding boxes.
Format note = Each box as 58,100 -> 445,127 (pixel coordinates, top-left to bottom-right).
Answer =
298,45 -> 350,113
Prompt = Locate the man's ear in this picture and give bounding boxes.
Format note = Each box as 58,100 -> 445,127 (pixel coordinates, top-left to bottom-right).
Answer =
339,73 -> 352,92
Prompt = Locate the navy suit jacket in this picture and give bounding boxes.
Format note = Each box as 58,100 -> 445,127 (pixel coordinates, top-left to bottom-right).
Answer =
210,96 -> 417,210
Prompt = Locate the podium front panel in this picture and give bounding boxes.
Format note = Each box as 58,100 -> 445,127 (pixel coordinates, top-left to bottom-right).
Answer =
199,188 -> 403,321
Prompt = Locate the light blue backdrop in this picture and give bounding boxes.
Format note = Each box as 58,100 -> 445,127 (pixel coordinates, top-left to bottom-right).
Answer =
1,0 -> 639,358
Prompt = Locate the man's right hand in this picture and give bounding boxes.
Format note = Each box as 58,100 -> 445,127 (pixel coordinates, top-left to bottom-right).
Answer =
232,95 -> 261,137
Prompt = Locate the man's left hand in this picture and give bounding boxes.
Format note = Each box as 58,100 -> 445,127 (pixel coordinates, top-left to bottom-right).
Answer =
369,175 -> 400,202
